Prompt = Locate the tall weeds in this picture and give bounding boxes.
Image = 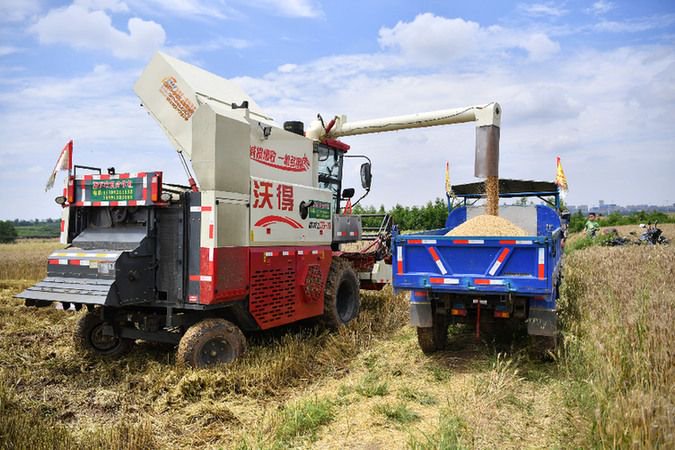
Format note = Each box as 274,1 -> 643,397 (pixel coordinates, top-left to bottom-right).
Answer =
559,245 -> 675,448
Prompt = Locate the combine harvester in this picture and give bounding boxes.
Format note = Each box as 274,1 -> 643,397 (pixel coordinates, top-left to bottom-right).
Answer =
18,52 -> 501,367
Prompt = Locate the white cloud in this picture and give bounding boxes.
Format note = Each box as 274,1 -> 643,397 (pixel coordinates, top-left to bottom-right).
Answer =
126,0 -> 236,20
232,38 -> 675,209
3,12 -> 675,219
518,2 -> 568,17
0,65 -> 184,218
75,0 -> 129,13
378,13 -> 560,64
166,37 -> 253,59
29,3 -> 165,60
0,46 -> 21,57
245,0 -> 322,18
278,63 -> 298,73
588,1 -> 614,15
594,15 -> 675,33
0,0 -> 41,23
124,0 -> 323,20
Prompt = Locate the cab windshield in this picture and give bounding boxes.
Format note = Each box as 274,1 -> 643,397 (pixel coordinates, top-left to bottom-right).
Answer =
316,144 -> 343,213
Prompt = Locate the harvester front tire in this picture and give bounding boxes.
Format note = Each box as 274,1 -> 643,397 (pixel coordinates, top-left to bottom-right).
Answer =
177,319 -> 246,368
417,314 -> 448,354
74,310 -> 134,358
322,258 -> 360,329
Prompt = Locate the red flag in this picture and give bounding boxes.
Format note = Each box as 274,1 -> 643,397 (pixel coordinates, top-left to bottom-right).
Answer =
45,140 -> 73,191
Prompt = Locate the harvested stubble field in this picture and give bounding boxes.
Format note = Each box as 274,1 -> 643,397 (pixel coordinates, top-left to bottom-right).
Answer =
1,238 -> 673,449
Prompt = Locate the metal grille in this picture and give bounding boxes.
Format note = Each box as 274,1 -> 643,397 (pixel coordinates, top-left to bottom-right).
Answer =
157,207 -> 183,302
250,266 -> 296,327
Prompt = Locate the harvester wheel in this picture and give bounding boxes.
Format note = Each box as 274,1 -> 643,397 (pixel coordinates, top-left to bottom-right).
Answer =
74,310 -> 134,357
177,319 -> 246,368
322,258 -> 360,329
417,314 -> 448,354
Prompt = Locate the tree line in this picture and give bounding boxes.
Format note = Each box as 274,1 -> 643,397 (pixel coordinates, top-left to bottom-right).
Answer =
353,199 -> 449,231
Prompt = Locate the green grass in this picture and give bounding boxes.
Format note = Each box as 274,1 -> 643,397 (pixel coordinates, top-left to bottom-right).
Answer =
409,412 -> 468,450
275,397 -> 335,445
398,387 -> 437,406
373,402 -> 420,424
15,223 -> 60,238
355,373 -> 389,398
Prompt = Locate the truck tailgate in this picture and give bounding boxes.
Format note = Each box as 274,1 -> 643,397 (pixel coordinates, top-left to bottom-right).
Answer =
393,235 -> 556,295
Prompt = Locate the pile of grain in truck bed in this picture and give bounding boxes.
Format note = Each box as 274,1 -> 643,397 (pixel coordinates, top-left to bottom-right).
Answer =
445,214 -> 528,237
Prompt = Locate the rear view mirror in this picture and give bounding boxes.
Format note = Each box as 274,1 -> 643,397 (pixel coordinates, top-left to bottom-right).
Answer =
342,188 -> 355,199
360,163 -> 372,190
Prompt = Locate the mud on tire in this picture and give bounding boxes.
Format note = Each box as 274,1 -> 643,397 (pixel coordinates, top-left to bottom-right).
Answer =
177,319 -> 247,368
322,257 -> 360,329
74,309 -> 134,357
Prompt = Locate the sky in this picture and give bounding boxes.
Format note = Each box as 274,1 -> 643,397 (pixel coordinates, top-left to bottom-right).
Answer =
1,0 -> 674,219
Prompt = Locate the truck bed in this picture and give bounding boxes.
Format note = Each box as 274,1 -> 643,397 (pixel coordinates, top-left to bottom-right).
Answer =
393,229 -> 562,297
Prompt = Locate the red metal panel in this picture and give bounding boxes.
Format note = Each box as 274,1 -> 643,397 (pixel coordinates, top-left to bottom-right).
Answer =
197,247 -> 249,305
249,246 -> 331,330
213,247 -> 249,302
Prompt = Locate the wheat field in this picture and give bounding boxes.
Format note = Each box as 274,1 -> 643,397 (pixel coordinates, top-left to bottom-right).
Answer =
0,238 -> 673,449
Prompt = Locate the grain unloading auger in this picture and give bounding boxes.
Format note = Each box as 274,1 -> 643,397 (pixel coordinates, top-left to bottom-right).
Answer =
17,52 -> 501,368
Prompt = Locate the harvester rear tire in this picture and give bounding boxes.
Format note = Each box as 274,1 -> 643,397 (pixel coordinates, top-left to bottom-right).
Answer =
322,258 -> 360,329
74,310 -> 134,358
177,319 -> 246,368
417,314 -> 448,354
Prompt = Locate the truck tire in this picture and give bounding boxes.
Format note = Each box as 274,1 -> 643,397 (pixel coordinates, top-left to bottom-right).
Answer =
74,310 -> 134,357
322,258 -> 360,329
417,314 -> 448,354
177,319 -> 247,368
528,335 -> 558,360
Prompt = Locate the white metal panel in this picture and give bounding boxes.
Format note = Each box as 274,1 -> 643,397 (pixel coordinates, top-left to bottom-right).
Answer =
134,52 -> 270,159
216,192 -> 250,247
191,104 -> 251,193
249,177 -> 332,246
248,123 -> 315,188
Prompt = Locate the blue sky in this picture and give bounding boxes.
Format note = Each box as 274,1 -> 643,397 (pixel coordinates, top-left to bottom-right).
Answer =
1,0 -> 674,219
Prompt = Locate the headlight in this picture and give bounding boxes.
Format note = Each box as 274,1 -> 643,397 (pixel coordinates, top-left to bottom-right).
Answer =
160,192 -> 172,202
55,196 -> 67,205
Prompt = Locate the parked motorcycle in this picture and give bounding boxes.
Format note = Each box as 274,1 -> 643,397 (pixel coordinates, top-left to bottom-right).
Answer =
638,221 -> 669,245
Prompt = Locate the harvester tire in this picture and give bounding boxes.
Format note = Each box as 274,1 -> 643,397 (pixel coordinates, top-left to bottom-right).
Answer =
322,257 -> 360,329
177,319 -> 246,368
74,310 -> 134,357
417,314 -> 448,354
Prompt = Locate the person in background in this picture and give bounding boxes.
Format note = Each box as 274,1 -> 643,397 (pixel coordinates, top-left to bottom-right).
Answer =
585,212 -> 600,237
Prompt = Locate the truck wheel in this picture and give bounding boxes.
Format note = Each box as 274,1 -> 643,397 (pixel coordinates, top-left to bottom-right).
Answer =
177,319 -> 246,368
323,258 -> 360,329
528,335 -> 558,360
417,314 -> 448,354
74,310 -> 134,357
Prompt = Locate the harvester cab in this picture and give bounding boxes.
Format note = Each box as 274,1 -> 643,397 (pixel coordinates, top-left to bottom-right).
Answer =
18,52 -> 500,367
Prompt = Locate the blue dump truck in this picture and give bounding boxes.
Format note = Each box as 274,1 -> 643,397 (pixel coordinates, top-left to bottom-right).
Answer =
392,179 -> 567,355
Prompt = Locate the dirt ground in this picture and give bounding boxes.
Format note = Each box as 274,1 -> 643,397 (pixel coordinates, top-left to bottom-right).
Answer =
5,235 -> 672,448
